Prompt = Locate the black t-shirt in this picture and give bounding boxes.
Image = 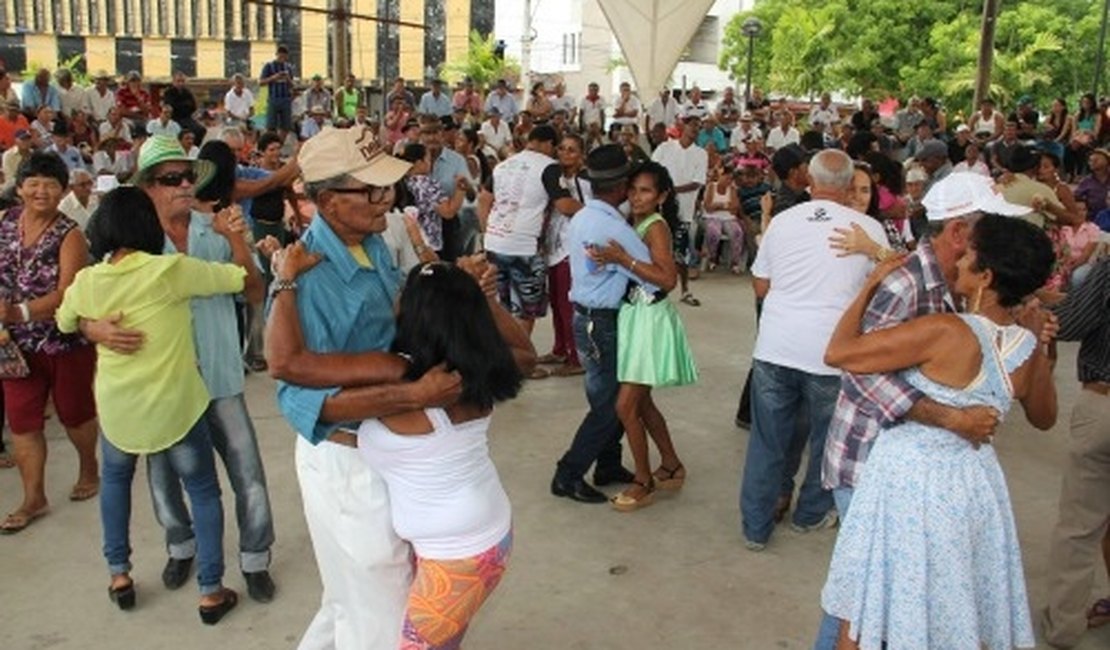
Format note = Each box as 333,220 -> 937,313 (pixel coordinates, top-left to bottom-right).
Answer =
162,86 -> 197,122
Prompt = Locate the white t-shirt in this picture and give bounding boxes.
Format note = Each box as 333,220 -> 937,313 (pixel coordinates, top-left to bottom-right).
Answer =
479,119 -> 512,153
545,168 -> 591,266
224,87 -> 255,121
87,87 -> 116,122
729,124 -> 764,149
765,126 -> 801,150
751,199 -> 890,376
579,96 -> 606,126
550,94 -> 576,116
484,149 -> 557,256
952,159 -> 990,177
358,408 -> 511,559
611,94 -> 641,125
681,100 -> 710,120
646,96 -> 680,129
808,105 -> 839,130
651,139 -> 707,223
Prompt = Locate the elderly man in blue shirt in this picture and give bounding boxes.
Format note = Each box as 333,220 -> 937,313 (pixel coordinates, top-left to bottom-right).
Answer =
551,145 -> 651,503
264,126 -> 462,650
484,79 -> 519,124
417,79 -> 454,118
418,115 -> 473,259
20,68 -> 62,113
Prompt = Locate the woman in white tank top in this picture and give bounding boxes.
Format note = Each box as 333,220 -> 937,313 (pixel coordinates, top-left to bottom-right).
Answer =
269,250 -> 536,649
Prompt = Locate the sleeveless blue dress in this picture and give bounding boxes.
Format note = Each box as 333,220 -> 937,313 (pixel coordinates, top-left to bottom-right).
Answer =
821,314 -> 1037,650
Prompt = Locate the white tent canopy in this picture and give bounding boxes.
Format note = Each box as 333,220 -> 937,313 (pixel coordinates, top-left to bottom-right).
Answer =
596,0 -> 716,93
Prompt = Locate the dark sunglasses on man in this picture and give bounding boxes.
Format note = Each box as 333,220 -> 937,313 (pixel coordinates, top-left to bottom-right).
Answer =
153,169 -> 198,187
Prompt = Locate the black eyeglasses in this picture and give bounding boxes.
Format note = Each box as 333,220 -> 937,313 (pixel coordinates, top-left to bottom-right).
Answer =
153,169 -> 197,187
328,185 -> 393,202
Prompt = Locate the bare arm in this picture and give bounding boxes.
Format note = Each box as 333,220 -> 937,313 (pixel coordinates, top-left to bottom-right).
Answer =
231,158 -> 300,201
590,221 -> 677,292
211,206 -> 265,304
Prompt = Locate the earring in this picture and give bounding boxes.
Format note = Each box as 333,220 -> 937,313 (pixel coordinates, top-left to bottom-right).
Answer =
971,284 -> 984,314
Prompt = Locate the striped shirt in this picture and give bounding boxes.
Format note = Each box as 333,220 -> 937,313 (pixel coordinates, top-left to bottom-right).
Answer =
822,240 -> 956,490
1053,257 -> 1109,384
275,214 -> 401,443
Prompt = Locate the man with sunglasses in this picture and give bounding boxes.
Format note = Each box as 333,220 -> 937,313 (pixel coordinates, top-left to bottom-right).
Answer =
265,126 -> 464,650
78,135 -> 276,602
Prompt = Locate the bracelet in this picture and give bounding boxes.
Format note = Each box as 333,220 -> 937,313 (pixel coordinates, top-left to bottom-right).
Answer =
270,279 -> 297,296
629,259 -> 638,273
413,243 -> 429,255
18,302 -> 30,323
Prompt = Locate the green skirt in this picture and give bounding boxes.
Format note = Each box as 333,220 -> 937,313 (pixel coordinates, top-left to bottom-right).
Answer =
616,296 -> 699,387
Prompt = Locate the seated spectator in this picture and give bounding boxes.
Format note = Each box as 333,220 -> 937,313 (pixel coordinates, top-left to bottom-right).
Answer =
146,103 -> 182,139
98,107 -> 133,146
300,106 -> 330,140
702,162 -> 744,273
29,105 -> 55,148
58,168 -> 97,230
92,136 -> 132,181
0,99 -> 30,150
46,122 -> 87,173
115,71 -> 152,125
1,129 -> 33,191
224,74 -> 255,124
952,142 -> 990,176
765,112 -> 800,152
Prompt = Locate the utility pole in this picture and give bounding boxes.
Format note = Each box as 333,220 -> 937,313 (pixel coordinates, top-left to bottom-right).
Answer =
520,0 -> 533,86
1095,0 -> 1110,98
332,0 -> 349,87
973,0 -> 999,108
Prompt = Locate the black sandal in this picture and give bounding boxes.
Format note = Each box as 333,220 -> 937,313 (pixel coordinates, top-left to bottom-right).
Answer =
199,588 -> 238,625
653,463 -> 686,490
108,579 -> 136,611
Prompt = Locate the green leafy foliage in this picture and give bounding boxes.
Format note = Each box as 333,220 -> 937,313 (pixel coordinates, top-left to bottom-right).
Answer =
441,30 -> 522,88
720,0 -> 1105,113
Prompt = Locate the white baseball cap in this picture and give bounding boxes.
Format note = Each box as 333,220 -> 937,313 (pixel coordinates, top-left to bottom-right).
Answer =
298,126 -> 410,185
922,172 -> 1030,221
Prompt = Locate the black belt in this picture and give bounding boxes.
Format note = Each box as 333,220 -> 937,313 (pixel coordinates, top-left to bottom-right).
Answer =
573,303 -> 619,316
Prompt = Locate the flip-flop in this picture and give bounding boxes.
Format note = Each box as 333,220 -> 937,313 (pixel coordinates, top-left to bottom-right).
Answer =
0,453 -> 14,469
527,366 -> 551,380
680,293 -> 701,307
0,507 -> 49,534
69,482 -> 100,502
551,363 -> 585,377
1089,597 -> 1110,628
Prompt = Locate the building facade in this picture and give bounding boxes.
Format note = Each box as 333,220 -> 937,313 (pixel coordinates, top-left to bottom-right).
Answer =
0,0 -> 493,83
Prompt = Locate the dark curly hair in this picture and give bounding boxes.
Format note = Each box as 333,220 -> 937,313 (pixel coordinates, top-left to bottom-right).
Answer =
969,214 -> 1055,307
392,263 -> 522,411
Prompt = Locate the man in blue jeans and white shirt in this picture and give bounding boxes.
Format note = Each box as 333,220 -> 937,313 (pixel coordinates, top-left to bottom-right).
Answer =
740,149 -> 889,551
551,145 -> 647,502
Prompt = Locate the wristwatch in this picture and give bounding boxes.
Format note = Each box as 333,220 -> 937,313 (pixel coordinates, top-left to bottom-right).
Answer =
270,279 -> 297,297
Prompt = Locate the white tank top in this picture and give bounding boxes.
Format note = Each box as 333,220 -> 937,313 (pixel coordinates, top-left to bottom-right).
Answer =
357,408 -> 511,559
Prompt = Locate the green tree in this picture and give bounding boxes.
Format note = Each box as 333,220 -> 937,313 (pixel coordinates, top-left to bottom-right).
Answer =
441,31 -> 521,89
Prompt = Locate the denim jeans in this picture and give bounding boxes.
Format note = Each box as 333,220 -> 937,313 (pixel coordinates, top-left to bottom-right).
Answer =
100,415 -> 225,595
148,395 -> 275,572
556,309 -> 624,481
814,487 -> 855,650
740,359 -> 838,544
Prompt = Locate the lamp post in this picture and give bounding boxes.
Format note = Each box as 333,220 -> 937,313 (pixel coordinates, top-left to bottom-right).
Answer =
741,17 -> 763,110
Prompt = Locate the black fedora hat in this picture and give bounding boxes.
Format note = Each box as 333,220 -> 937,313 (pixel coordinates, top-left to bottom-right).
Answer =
584,144 -> 632,182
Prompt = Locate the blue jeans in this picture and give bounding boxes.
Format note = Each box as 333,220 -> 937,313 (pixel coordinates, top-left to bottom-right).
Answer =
814,487 -> 855,650
556,309 -> 624,481
100,415 -> 225,595
740,359 -> 838,544
148,395 -> 274,572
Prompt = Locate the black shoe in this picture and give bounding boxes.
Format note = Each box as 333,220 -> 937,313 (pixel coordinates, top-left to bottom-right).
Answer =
243,570 -> 275,603
735,415 -> 751,430
592,465 -> 636,487
162,557 -> 194,590
199,588 -> 238,625
107,581 -> 136,611
550,475 -> 608,504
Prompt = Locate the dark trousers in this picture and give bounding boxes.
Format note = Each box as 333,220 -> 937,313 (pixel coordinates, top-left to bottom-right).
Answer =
556,308 -> 624,481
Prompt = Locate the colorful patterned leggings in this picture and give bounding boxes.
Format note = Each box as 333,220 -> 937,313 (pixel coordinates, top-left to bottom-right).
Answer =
400,531 -> 513,650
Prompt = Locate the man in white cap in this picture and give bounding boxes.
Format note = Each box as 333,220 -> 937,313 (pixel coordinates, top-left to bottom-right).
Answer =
265,126 -> 462,649
812,171 -> 1050,649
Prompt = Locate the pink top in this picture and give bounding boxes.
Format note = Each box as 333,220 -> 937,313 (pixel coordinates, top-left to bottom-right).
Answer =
1061,222 -> 1102,263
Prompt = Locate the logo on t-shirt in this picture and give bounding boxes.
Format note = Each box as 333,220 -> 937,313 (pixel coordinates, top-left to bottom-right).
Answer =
808,207 -> 830,222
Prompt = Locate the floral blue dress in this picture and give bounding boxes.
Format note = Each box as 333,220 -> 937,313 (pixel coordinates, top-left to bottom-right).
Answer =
821,314 -> 1037,650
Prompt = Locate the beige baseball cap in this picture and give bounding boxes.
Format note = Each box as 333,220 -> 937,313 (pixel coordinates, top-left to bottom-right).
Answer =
298,126 -> 411,185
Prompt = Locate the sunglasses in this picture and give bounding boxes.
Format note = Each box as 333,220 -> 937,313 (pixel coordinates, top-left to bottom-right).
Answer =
328,185 -> 393,202
153,169 -> 197,187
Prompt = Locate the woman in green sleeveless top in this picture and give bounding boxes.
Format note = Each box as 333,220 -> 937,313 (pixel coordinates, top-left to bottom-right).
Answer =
587,162 -> 698,511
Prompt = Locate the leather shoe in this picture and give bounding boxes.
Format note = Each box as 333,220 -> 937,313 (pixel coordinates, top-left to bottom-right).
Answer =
243,570 -> 276,603
550,475 -> 607,504
162,556 -> 194,590
592,465 -> 635,487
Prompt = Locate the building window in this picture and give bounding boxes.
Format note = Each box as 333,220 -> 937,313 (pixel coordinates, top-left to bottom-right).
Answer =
241,1 -> 250,38
224,0 -> 234,37
207,0 -> 217,38
12,0 -> 23,30
104,0 -> 114,33
122,0 -> 133,34
174,0 -> 183,34
256,2 -> 266,39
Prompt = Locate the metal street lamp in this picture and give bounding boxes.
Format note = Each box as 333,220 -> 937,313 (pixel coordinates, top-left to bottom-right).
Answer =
741,17 -> 763,110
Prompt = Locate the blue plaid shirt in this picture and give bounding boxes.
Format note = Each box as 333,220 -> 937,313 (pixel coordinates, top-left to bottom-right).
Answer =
822,240 -> 956,490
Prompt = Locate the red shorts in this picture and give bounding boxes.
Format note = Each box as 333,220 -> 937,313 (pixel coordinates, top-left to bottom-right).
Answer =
2,345 -> 97,434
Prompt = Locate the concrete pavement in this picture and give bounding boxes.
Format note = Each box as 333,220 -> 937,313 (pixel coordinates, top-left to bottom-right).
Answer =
0,272 -> 1105,649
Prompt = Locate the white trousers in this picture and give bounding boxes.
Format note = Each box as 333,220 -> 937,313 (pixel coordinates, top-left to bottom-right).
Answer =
296,435 -> 412,650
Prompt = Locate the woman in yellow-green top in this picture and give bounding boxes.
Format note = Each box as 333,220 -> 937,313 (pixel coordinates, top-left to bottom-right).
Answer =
55,187 -> 245,625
